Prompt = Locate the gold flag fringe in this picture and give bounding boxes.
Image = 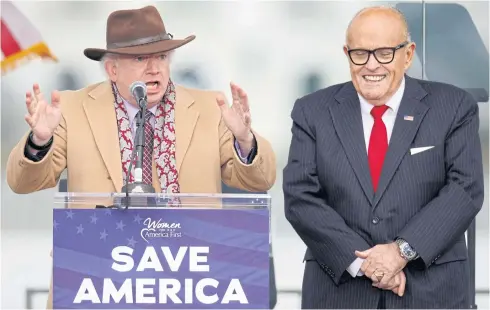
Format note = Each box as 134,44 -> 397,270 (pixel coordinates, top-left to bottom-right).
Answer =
1,42 -> 57,75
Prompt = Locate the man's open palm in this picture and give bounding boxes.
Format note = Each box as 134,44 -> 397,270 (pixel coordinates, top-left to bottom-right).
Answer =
25,84 -> 62,143
216,82 -> 252,142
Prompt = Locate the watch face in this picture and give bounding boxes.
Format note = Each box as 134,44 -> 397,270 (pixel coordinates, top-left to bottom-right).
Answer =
402,243 -> 416,259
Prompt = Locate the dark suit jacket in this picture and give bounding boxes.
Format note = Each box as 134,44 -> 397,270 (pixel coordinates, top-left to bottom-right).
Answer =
283,75 -> 484,309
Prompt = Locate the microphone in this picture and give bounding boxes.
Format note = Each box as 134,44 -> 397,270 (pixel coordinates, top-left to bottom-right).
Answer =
120,81 -> 155,201
130,81 -> 148,109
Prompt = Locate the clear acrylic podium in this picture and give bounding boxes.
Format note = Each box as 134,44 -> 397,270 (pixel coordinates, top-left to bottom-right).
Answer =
53,192 -> 271,210
51,192 -> 271,309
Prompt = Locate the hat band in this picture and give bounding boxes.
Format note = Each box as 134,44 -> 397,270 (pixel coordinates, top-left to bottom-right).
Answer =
107,33 -> 173,49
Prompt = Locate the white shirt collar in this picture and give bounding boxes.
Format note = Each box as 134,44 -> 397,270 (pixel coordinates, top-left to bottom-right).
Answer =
358,77 -> 405,116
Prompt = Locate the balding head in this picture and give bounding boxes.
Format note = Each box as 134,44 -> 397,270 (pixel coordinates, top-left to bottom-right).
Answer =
342,5 -> 416,106
346,6 -> 410,45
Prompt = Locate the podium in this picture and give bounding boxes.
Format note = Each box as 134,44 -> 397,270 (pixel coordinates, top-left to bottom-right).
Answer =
52,192 -> 271,309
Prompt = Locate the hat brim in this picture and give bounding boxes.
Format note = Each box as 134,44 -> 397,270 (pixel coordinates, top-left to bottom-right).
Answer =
83,35 -> 196,61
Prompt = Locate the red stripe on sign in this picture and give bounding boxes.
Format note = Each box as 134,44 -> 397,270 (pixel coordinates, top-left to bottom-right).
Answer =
1,19 -> 22,57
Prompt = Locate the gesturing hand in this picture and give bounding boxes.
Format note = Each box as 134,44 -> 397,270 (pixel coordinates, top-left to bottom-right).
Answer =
355,243 -> 407,288
216,82 -> 254,154
25,84 -> 62,145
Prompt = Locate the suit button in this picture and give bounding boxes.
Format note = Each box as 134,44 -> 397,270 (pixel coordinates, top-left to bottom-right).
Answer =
372,217 -> 380,224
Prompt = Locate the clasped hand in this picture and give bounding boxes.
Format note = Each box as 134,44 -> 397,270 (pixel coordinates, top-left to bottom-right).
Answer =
355,243 -> 408,296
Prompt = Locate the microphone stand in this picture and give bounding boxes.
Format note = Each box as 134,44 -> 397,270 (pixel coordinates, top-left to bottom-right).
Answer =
121,98 -> 156,195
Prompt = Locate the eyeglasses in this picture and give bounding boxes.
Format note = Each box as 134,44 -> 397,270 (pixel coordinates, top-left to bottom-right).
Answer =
347,41 -> 409,65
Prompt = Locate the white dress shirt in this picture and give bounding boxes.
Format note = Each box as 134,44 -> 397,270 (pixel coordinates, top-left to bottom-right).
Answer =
346,77 -> 406,277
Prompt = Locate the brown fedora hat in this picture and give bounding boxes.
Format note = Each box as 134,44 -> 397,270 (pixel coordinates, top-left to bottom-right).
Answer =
84,5 -> 195,61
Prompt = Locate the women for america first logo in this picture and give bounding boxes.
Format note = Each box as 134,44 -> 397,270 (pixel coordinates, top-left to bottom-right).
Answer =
140,217 -> 182,243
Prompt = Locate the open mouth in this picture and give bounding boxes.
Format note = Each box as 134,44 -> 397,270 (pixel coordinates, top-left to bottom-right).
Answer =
363,75 -> 386,82
145,81 -> 160,90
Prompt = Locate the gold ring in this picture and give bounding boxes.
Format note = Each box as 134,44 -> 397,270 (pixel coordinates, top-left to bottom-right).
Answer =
374,271 -> 384,282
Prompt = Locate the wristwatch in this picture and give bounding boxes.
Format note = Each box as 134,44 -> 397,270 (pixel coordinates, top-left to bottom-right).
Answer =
27,131 -> 53,150
395,238 -> 419,261
24,131 -> 53,162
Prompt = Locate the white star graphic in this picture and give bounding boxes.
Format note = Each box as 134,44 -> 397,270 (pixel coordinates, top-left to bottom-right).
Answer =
65,210 -> 74,219
53,220 -> 59,230
127,237 -> 137,247
105,209 -> 112,216
116,220 -> 126,231
90,213 -> 98,224
100,230 -> 108,240
133,214 -> 143,224
76,224 -> 84,234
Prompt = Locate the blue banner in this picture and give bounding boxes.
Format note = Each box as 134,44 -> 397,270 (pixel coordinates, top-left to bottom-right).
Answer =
52,208 -> 269,309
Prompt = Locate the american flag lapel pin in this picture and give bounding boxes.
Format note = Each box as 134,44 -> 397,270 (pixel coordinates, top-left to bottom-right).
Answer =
404,115 -> 414,121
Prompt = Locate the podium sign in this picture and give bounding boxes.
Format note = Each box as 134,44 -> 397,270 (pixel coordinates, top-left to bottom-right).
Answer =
52,193 -> 270,309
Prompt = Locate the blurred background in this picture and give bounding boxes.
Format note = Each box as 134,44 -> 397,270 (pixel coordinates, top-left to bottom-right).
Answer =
1,1 -> 488,308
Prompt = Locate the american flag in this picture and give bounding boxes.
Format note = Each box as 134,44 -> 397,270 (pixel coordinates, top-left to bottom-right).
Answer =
1,1 -> 57,74
52,208 -> 270,309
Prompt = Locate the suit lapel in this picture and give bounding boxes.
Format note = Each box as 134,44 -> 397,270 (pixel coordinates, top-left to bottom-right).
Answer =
175,85 -> 199,172
331,83 -> 375,205
83,81 -> 123,191
373,76 -> 429,208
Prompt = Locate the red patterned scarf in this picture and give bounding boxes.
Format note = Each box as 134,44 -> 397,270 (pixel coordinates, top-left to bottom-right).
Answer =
111,80 -> 180,194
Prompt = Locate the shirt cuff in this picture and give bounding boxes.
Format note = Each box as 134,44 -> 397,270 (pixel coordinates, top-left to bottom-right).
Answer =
346,257 -> 365,277
233,137 -> 256,164
24,141 -> 48,162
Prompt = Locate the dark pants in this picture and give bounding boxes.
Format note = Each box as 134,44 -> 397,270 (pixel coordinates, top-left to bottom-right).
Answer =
377,292 -> 386,309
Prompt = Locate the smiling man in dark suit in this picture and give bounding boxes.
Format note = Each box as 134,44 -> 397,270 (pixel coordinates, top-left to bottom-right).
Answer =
283,6 -> 484,309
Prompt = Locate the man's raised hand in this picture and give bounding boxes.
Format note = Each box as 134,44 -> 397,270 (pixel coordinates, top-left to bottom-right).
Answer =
25,84 -> 61,145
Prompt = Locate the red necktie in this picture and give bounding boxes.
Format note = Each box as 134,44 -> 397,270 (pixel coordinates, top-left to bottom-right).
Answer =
368,105 -> 389,192
142,111 -> 154,185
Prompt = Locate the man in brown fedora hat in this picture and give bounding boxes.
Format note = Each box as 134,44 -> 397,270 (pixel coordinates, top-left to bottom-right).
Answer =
6,5 -> 276,308
6,5 -> 276,197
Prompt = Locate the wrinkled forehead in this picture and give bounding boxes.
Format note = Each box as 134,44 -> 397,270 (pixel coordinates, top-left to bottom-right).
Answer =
347,14 -> 407,49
